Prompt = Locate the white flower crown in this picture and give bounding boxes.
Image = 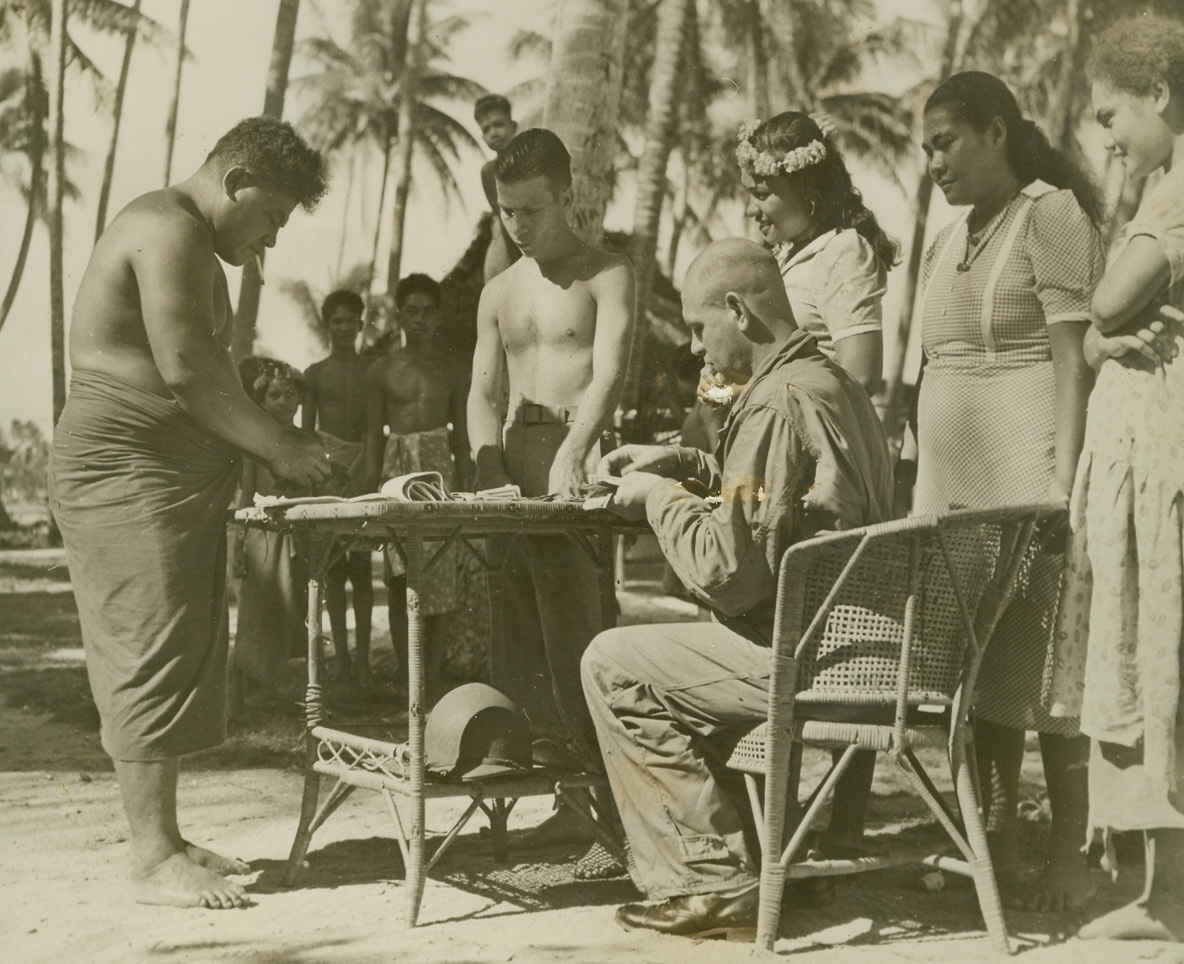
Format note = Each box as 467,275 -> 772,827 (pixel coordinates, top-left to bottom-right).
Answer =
736,118 -> 829,178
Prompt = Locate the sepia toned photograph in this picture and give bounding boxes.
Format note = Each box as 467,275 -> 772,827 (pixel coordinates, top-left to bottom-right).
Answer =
1,1 -> 1182,961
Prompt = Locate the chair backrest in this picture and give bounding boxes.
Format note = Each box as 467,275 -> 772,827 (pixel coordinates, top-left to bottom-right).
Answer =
770,505 -> 1061,715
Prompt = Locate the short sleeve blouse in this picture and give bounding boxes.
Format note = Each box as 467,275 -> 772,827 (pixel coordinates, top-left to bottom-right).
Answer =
920,182 -> 1104,363
776,228 -> 886,357
1126,167 -> 1184,299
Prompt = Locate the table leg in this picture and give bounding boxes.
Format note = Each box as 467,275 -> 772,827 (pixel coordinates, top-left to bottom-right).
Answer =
597,532 -> 617,630
486,536 -> 510,693
403,531 -> 427,926
285,559 -> 326,885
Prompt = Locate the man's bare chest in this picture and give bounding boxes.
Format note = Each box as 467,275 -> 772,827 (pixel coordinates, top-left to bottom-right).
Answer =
499,281 -> 595,352
316,361 -> 370,404
384,360 -> 451,405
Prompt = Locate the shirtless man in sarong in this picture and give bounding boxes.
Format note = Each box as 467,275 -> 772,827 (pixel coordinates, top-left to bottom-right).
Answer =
303,290 -> 374,685
52,117 -> 331,909
365,273 -> 472,694
468,129 -> 635,835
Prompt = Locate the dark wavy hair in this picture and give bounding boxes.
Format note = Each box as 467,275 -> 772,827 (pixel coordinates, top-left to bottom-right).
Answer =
1089,15 -> 1184,99
924,72 -> 1104,225
207,117 -> 327,211
746,112 -> 899,270
394,272 -> 441,308
474,93 -> 513,122
237,356 -> 304,407
320,290 -> 363,325
495,128 -> 572,193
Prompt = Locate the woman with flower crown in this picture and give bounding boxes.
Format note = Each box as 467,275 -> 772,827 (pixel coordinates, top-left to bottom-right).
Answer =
734,111 -> 898,397
916,71 -> 1105,913
733,111 -> 897,863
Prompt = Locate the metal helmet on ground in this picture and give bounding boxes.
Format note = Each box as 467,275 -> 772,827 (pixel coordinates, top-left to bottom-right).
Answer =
425,682 -> 532,781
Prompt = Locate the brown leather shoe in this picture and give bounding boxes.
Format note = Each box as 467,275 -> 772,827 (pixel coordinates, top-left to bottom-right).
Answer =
614,886 -> 759,939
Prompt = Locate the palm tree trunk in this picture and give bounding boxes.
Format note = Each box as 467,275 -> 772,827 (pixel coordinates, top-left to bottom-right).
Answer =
263,0 -> 300,116
335,152 -> 356,278
765,0 -> 805,111
162,0 -> 190,187
1046,0 -> 1081,152
386,0 -> 428,296
48,0 -> 67,426
748,0 -> 770,118
542,0 -> 630,246
368,138 -> 393,305
883,0 -> 965,420
666,174 -> 688,280
230,0 -> 301,361
623,0 -> 692,409
0,55 -> 45,335
95,0 -> 141,241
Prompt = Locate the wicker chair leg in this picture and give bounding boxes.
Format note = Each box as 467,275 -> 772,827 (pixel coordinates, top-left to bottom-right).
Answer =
953,739 -> 1012,954
756,863 -> 785,951
282,744 -> 322,886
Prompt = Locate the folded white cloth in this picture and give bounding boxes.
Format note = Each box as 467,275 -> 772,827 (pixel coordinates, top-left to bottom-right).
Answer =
380,471 -> 450,502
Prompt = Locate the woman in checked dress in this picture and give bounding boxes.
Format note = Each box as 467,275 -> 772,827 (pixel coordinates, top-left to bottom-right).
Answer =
915,71 -> 1105,910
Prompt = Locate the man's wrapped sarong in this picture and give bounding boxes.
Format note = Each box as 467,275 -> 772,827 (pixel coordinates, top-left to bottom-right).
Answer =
50,371 -> 240,761
318,432 -> 365,498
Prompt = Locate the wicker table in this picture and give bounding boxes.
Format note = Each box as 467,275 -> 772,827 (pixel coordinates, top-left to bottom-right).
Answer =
234,498 -> 647,924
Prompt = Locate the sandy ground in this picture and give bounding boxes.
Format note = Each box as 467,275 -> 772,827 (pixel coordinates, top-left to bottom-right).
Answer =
2,547 -> 1182,964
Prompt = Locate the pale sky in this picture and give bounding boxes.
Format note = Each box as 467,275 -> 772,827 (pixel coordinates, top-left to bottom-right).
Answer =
0,0 -> 1005,436
0,0 -> 554,433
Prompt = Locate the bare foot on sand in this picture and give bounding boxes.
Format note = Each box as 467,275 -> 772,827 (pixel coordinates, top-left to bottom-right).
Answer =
1011,860 -> 1096,912
132,852 -> 250,909
184,840 -> 251,876
1079,898 -> 1184,942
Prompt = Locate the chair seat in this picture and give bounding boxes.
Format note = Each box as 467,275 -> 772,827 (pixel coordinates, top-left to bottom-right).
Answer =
727,719 -> 951,773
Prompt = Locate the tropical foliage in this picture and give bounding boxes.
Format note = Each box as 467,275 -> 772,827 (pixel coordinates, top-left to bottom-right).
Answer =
3,0 -> 1181,454
293,0 -> 484,303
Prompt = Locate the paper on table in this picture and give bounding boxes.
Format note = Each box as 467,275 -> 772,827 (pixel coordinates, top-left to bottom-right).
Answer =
380,471 -> 449,502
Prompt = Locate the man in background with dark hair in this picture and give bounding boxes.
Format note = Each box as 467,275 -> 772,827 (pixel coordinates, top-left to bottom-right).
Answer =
474,93 -> 520,281
366,273 -> 472,695
51,116 -> 332,909
468,129 -> 635,805
303,289 -> 375,687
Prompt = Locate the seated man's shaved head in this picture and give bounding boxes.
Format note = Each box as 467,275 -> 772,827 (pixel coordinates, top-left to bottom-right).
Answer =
683,238 -> 794,325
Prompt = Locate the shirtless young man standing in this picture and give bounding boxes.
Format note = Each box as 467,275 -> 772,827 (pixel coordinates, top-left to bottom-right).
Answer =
365,273 -> 472,694
468,128 -> 635,776
475,93 -> 520,281
51,117 -> 331,909
303,290 -> 375,686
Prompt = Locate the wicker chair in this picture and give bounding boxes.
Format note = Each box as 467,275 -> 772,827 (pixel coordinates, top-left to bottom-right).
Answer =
726,503 -> 1063,954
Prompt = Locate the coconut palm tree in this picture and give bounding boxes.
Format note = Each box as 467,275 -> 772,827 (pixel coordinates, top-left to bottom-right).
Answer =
1,0 -> 157,422
48,0 -> 66,424
542,0 -> 631,246
622,0 -> 693,408
294,0 -> 483,304
881,0 -> 967,413
0,63 -> 46,335
162,0 -> 189,187
230,0 -> 302,361
712,0 -> 922,186
384,0 -> 485,295
94,0 -> 141,240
